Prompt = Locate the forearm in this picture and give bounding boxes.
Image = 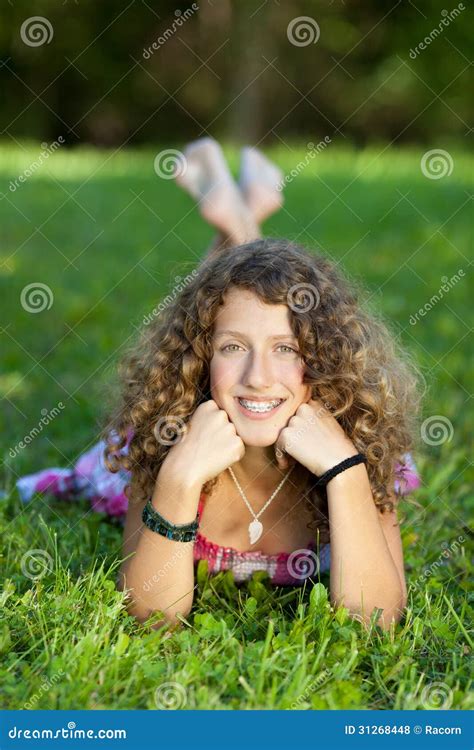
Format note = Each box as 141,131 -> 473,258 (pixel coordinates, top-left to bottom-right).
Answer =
327,464 -> 405,629
121,466 -> 202,627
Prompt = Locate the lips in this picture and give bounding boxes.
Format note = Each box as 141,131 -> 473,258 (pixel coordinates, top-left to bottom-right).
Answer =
236,396 -> 287,402
239,398 -> 283,410
234,396 -> 287,420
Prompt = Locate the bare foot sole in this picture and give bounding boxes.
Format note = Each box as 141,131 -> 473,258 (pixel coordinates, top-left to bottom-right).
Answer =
174,137 -> 259,244
239,146 -> 284,224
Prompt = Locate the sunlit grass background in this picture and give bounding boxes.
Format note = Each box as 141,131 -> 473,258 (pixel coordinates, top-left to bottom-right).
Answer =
0,144 -> 472,709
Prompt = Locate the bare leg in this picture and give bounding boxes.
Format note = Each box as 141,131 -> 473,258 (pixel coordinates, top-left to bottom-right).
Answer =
174,138 -> 286,260
174,137 -> 260,246
239,146 -> 284,224
205,232 -> 238,261
205,226 -> 262,262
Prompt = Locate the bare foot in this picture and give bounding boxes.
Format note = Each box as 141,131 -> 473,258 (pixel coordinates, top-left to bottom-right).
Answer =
239,146 -> 284,224
174,137 -> 259,244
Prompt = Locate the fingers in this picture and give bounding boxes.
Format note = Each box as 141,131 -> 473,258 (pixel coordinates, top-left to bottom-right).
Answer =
275,445 -> 287,470
275,444 -> 294,471
275,423 -> 294,470
237,437 -> 246,462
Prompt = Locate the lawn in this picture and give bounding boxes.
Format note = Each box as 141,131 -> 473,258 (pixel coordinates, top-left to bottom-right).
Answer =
0,143 -> 472,710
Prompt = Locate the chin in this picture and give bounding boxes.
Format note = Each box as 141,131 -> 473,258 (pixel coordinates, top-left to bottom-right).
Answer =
230,415 -> 288,447
239,432 -> 279,448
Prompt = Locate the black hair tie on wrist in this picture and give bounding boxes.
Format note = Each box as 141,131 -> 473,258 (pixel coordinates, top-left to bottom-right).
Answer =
314,453 -> 367,489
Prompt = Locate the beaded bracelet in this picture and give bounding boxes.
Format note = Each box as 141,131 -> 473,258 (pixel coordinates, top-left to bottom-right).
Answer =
142,499 -> 199,542
314,453 -> 367,488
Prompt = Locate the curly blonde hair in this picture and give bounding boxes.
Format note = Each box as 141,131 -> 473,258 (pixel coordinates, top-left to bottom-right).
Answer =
102,238 -> 422,542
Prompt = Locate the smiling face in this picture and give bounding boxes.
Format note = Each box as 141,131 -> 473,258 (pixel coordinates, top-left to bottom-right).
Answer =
209,287 -> 312,446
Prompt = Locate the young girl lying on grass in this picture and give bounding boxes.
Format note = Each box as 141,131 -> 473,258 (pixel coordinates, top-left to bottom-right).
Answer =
17,138 -> 421,632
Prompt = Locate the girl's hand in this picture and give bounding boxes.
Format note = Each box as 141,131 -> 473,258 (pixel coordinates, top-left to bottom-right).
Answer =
274,398 -> 358,476
161,399 -> 245,487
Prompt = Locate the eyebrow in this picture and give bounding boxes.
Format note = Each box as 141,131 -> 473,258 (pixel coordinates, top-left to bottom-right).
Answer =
213,329 -> 298,340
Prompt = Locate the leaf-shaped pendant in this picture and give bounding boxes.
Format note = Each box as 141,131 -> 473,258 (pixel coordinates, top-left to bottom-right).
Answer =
249,519 -> 263,545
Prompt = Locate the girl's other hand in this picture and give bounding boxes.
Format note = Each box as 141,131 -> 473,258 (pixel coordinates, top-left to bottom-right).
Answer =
274,398 -> 358,476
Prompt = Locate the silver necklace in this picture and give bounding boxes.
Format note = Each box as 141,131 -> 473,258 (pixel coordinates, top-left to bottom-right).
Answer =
227,464 -> 295,545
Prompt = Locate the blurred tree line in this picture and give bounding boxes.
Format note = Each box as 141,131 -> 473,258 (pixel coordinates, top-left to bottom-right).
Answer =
0,0 -> 471,147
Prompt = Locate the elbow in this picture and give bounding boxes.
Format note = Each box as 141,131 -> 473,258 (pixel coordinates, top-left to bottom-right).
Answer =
118,578 -> 193,630
125,597 -> 192,630
382,586 -> 408,627
333,588 -> 407,631
377,598 -> 406,630
117,566 -> 194,629
377,596 -> 407,630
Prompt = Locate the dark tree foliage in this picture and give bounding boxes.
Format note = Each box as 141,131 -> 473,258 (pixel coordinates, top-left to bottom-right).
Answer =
0,0 -> 471,146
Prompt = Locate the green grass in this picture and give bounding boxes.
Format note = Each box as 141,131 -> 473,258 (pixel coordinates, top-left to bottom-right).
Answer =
0,143 -> 472,710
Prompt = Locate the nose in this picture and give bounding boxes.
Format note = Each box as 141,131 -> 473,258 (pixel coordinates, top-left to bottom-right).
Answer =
241,350 -> 275,390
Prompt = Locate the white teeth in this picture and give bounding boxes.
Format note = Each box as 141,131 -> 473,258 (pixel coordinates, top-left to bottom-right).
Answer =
238,398 -> 283,412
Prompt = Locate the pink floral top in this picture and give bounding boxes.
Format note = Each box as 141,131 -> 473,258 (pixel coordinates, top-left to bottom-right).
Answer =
194,492 -> 330,585
15,432 -> 421,587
